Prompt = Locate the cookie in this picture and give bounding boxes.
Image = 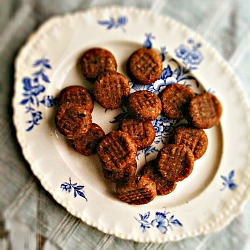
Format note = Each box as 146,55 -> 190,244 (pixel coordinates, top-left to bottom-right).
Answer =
102,160 -> 137,182
81,48 -> 117,82
172,125 -> 208,160
127,48 -> 162,85
188,92 -> 223,129
115,175 -> 157,205
160,84 -> 195,119
55,103 -> 92,140
141,160 -> 177,195
70,123 -> 105,156
97,131 -> 137,172
93,71 -> 130,109
119,118 -> 155,150
127,90 -> 162,121
57,85 -> 94,112
157,144 -> 194,182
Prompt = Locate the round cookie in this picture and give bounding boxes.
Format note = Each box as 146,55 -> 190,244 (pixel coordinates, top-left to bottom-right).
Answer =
70,123 -> 105,156
160,83 -> 195,119
80,48 -> 117,82
57,85 -> 94,112
141,160 -> 177,195
115,175 -> 157,205
127,90 -> 162,121
188,92 -> 223,129
127,48 -> 162,85
55,103 -> 92,140
93,71 -> 130,109
97,131 -> 137,172
157,144 -> 194,182
119,118 -> 155,150
172,125 -> 208,160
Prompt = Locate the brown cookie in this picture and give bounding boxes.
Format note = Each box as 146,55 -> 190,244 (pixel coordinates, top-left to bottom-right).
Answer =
141,160 -> 177,195
80,48 -> 117,82
157,144 -> 194,182
70,123 -> 105,156
102,160 -> 137,182
127,90 -> 162,121
127,48 -> 162,85
55,103 -> 92,140
172,125 -> 208,160
160,84 -> 195,119
93,71 -> 130,109
57,85 -> 94,112
97,131 -> 137,172
119,118 -> 155,150
188,92 -> 223,129
115,175 -> 157,205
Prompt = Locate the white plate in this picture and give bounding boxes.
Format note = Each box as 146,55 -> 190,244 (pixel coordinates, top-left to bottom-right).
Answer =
13,6 -> 250,242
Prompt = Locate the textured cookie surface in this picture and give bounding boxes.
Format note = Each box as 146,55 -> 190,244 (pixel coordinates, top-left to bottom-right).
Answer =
102,160 -> 137,182
55,104 -> 92,140
172,125 -> 208,160
189,92 -> 222,129
71,123 -> 105,156
127,48 -> 162,85
157,144 -> 194,182
127,90 -> 162,121
119,118 -> 155,150
81,48 -> 117,82
141,160 -> 177,195
97,131 -> 137,171
93,71 -> 130,109
116,175 -> 157,205
57,85 -> 94,112
160,84 -> 195,119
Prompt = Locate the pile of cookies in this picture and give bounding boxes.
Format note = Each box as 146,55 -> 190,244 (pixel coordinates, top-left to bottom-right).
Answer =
55,47 -> 222,205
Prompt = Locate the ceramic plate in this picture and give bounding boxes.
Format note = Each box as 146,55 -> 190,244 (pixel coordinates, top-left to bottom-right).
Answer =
13,6 -> 250,242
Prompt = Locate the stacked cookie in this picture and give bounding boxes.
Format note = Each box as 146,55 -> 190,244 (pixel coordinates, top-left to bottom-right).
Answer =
55,47 -> 222,205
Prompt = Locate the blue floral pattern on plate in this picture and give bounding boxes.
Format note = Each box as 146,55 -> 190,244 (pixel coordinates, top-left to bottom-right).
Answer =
175,39 -> 203,70
135,209 -> 182,234
20,58 -> 55,131
220,170 -> 237,191
110,33 -> 203,162
98,16 -> 128,32
60,177 -> 87,201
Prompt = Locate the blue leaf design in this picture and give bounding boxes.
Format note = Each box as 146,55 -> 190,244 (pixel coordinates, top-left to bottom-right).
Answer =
170,219 -> 183,227
41,72 -> 50,83
33,59 -> 43,67
220,170 -> 237,191
20,98 -> 30,105
44,63 -> 52,69
60,178 -> 87,201
228,170 -> 235,180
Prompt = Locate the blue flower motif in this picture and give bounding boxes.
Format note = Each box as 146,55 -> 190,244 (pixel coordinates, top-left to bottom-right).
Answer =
135,210 -> 182,234
20,58 -> 55,131
184,49 -> 203,66
60,177 -> 87,201
98,16 -> 128,32
175,44 -> 189,60
220,170 -> 237,191
175,39 -> 203,70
